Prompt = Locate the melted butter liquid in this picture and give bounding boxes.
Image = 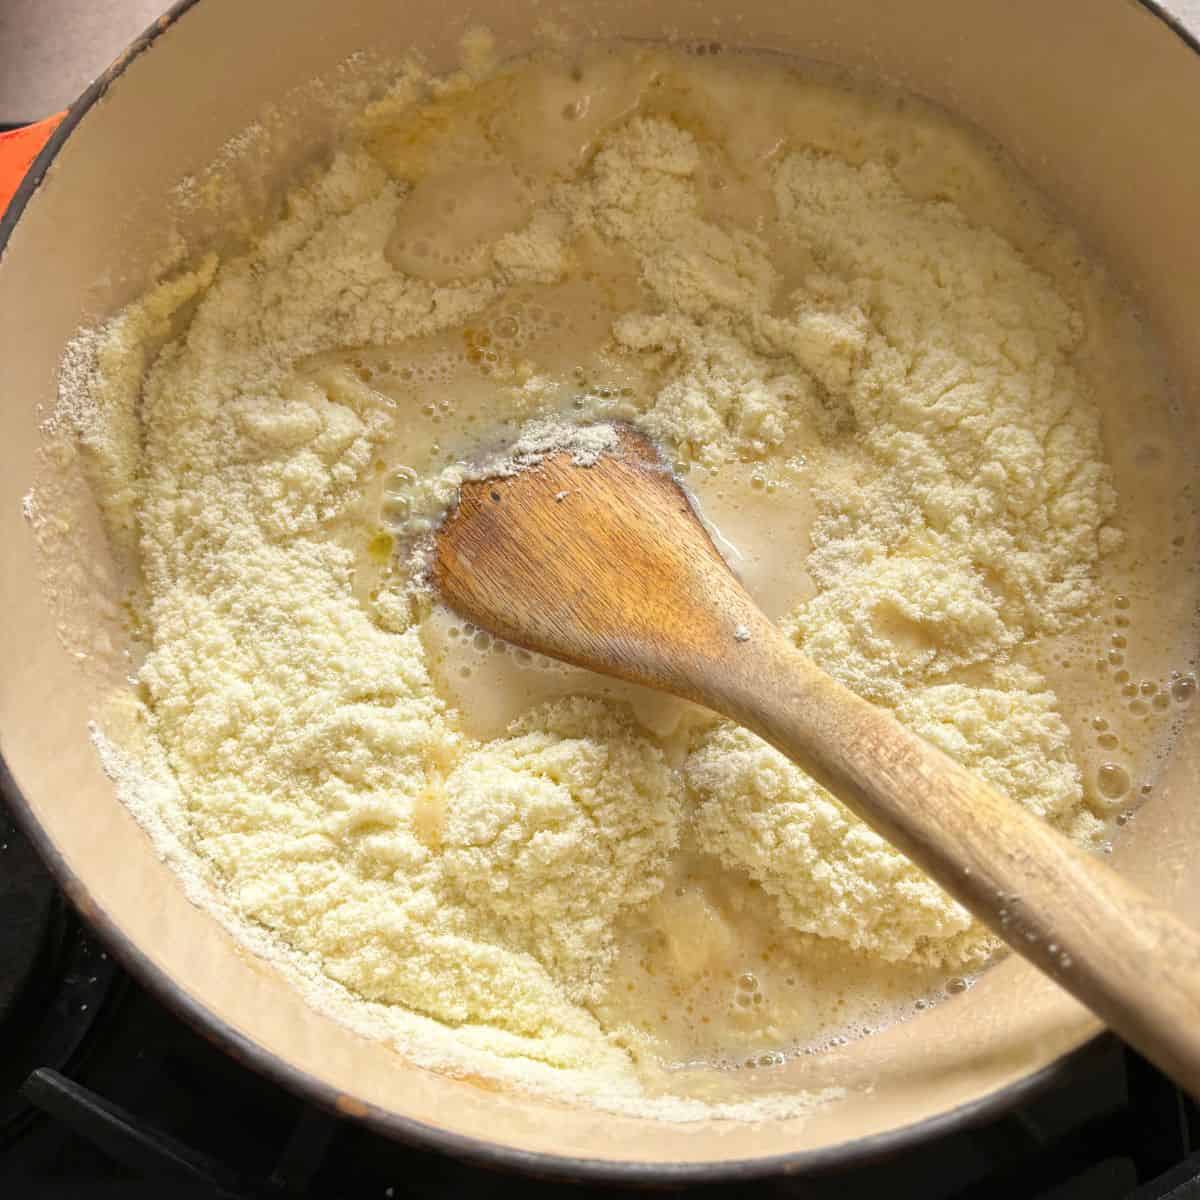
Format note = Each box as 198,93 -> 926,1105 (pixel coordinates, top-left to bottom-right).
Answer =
594,846 -> 956,1070
326,44 -> 1199,1074
421,604 -> 710,745
1025,298 -> 1200,825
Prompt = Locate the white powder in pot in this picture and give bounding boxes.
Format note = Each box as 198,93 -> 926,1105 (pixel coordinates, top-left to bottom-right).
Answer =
43,42 -> 1174,1115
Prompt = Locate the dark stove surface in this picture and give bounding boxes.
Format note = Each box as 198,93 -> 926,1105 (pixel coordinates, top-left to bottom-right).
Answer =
2,792 -> 1198,1199
0,809 -> 56,1022
0,804 -> 119,1140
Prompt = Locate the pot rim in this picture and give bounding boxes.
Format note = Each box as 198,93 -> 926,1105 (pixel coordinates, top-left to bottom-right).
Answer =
1,0 -> 1194,1184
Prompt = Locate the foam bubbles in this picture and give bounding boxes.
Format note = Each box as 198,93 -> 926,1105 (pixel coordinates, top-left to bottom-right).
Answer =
1097,762 -> 1131,800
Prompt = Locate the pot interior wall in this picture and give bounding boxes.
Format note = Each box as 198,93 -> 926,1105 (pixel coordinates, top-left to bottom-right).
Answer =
0,0 -> 1197,1170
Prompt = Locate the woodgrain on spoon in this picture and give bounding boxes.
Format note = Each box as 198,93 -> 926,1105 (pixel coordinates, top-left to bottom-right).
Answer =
433,424 -> 1200,1097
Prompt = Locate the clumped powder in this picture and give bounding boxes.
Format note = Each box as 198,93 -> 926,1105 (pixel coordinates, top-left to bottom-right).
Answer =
690,684 -> 1097,966
45,42 -> 1157,1115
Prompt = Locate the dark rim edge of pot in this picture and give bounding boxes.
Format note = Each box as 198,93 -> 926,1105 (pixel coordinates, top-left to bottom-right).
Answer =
0,0 -> 1192,1185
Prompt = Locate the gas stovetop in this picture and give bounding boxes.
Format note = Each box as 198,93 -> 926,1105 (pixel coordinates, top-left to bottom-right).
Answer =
2,796 -> 1198,1199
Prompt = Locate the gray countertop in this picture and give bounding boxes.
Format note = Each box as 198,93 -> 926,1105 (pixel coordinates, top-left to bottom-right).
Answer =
0,0 -> 165,123
2,0 -> 1198,124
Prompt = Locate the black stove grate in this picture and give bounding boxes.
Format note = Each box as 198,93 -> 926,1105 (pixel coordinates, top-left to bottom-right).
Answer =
0,805 -> 120,1142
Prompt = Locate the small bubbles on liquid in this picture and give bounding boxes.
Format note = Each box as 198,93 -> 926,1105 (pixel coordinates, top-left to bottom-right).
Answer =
473,631 -> 491,651
1097,732 -> 1119,750
1107,649 -> 1125,667
1091,716 -> 1108,731
1121,682 -> 1138,698
946,976 -> 968,994
1140,680 -> 1157,696
381,494 -> 411,525
1129,699 -> 1149,717
1114,594 -> 1130,610
1153,693 -> 1171,711
1114,669 -> 1130,685
1172,674 -> 1196,704
732,971 -> 764,1012
1111,633 -> 1127,649
1097,762 -> 1131,799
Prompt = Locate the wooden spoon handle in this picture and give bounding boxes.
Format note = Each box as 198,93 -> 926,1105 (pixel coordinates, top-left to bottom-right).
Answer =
711,622 -> 1200,1096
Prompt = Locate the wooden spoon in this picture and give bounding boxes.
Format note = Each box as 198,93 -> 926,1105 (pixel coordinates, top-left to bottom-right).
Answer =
433,423 -> 1200,1095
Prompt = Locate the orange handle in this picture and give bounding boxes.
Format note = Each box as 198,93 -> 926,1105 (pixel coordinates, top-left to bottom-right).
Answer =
0,113 -> 66,218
